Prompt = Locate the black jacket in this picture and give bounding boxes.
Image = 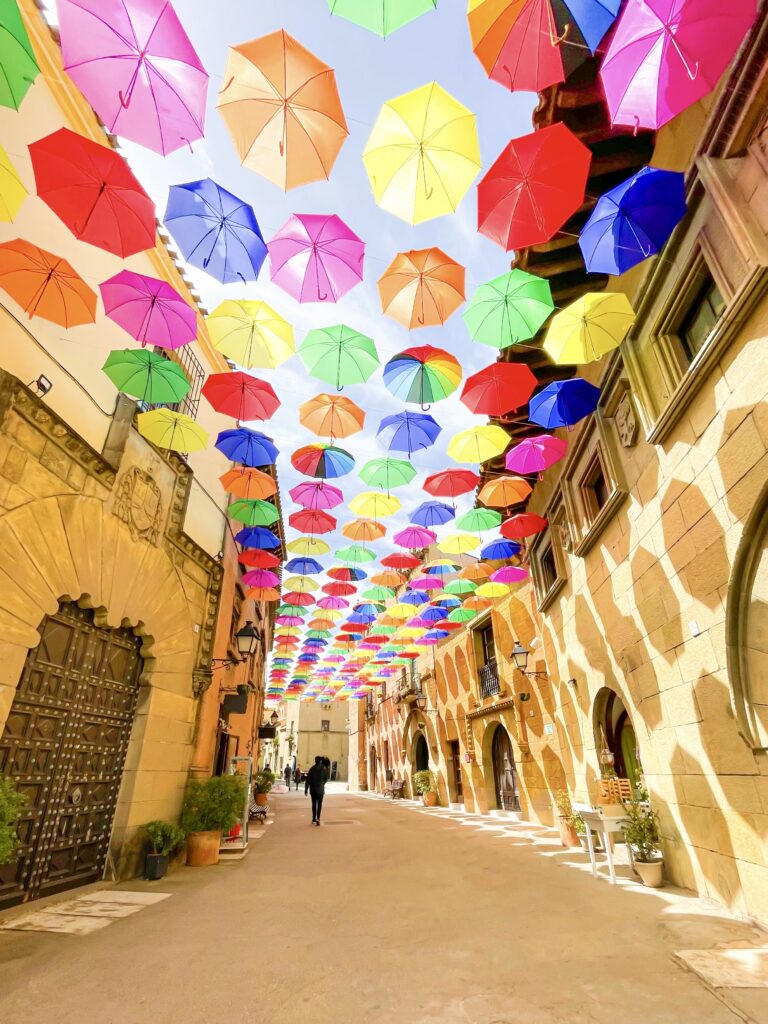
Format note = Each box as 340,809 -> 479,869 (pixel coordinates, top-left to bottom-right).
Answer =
304,763 -> 329,795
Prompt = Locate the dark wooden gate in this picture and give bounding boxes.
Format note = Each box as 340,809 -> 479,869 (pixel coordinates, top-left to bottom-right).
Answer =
492,726 -> 520,812
449,740 -> 463,801
0,602 -> 142,908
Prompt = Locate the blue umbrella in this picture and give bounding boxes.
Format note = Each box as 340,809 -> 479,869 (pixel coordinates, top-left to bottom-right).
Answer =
529,379 -> 600,429
579,167 -> 686,276
216,428 -> 278,467
562,0 -> 621,53
284,557 -> 324,575
481,538 -> 521,560
348,612 -> 376,624
411,500 -> 455,528
433,596 -> 460,609
401,591 -> 429,606
353,603 -> 384,615
424,563 -> 457,576
416,606 -> 445,623
164,178 -> 267,284
235,526 -> 280,549
377,411 -> 441,455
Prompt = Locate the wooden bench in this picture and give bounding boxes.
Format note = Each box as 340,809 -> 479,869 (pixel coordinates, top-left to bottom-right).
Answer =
386,780 -> 405,800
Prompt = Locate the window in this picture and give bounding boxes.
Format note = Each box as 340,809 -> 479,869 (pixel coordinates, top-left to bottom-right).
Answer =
538,542 -> 558,594
321,719 -> 330,732
478,623 -> 496,667
579,451 -> 611,525
228,585 -> 244,657
149,345 -> 205,420
679,274 -> 725,362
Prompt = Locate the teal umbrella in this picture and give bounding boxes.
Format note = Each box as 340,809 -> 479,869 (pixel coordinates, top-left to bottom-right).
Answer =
326,0 -> 437,37
103,349 -> 190,404
462,269 -> 554,349
359,456 -> 416,490
299,324 -> 379,390
0,0 -> 39,110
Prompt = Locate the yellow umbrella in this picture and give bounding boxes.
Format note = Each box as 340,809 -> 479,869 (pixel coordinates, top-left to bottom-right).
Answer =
439,532 -> 481,554
282,576 -> 319,592
543,292 -> 636,365
400,626 -> 426,639
206,299 -> 294,368
476,581 -> 510,599
137,409 -> 208,452
362,81 -> 481,225
275,626 -> 301,635
287,537 -> 330,555
349,491 -> 401,518
387,603 -> 414,620
342,518 -> 387,543
0,145 -> 27,222
447,425 -> 510,464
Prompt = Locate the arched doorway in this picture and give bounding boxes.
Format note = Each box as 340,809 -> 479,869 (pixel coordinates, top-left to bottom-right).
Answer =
0,602 -> 142,907
491,726 -> 520,811
595,688 -> 642,788
414,732 -> 429,772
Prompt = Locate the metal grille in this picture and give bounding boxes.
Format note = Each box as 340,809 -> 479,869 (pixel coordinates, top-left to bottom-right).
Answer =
479,660 -> 500,699
160,344 -> 205,420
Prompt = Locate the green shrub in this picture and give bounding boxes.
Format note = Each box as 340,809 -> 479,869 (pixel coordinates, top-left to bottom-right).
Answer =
181,776 -> 247,834
412,770 -> 434,795
554,790 -> 585,835
254,769 -> 275,794
621,800 -> 661,862
143,820 -> 185,857
0,777 -> 25,865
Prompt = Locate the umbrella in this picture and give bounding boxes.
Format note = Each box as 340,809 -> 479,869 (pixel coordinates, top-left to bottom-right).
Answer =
579,167 -> 687,275
217,29 -> 348,190
500,513 -> 548,539
423,469 -> 480,500
328,566 -> 367,581
359,457 -> 415,491
202,372 -> 280,420
377,411 -> 441,455
221,467 -> 277,499
370,570 -> 404,587
480,538 -> 520,559
363,82 -> 481,224
456,508 -> 502,533
299,394 -> 365,439
601,0 -> 758,131
343,519 -> 387,543
544,293 -> 636,365
318,596 -> 349,611
529,378 -> 601,428
164,178 -> 267,284
137,408 -> 208,452
283,575 -> 319,591
103,349 -> 190,404
287,537 -> 331,556
238,549 -> 280,568
0,239 -> 96,327
0,0 -> 39,109
440,533 -> 481,555
383,346 -> 462,407
289,509 -> 337,535
229,499 -> 280,527
215,428 -> 278,466
101,270 -> 196,349
444,578 -> 478,594
478,476 -> 532,508
448,607 -> 478,623
362,585 -> 396,601
57,0 -> 208,156
246,587 -> 281,603
381,553 -> 420,569
206,300 -> 294,368
506,434 -> 567,475
490,565 -> 529,584
285,557 -> 324,574
463,269 -> 554,350
461,363 -> 537,417
378,248 -> 465,328
289,481 -> 344,510
394,526 -> 436,548
411,501 -> 455,528
300,325 -> 379,390
326,0 -> 437,36
349,492 -> 401,518
335,545 -> 377,564
324,582 -> 356,596
241,568 -> 280,588
291,443 -> 354,478
268,213 -> 364,303
476,582 -> 509,599
447,425 -> 510,464
0,145 -> 26,221
478,124 -> 592,251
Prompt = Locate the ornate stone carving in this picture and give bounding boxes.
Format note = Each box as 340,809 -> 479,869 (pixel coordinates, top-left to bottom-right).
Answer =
192,669 -> 214,699
615,390 -> 638,448
114,466 -> 163,544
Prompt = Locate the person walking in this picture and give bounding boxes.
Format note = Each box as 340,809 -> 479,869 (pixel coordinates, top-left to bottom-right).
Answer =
304,755 -> 329,825
283,764 -> 292,789
293,766 -> 302,791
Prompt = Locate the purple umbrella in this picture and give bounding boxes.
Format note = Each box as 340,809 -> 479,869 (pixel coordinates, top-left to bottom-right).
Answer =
411,501 -> 455,528
490,566 -> 530,584
506,434 -> 568,476
408,576 -> 443,591
289,481 -> 344,510
394,525 -> 436,549
100,270 -> 197,349
56,0 -> 208,156
268,213 -> 364,303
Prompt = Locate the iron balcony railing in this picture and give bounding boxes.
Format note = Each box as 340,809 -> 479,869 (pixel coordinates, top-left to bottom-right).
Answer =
398,667 -> 423,702
479,660 -> 500,699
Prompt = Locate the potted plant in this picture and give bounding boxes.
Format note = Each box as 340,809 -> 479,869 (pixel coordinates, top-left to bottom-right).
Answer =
254,769 -> 275,806
553,791 -> 583,848
143,820 -> 185,880
621,799 -> 664,887
413,770 -> 437,807
0,777 -> 25,866
181,775 -> 247,867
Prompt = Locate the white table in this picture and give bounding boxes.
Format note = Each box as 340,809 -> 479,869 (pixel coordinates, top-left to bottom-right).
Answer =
572,803 -> 627,885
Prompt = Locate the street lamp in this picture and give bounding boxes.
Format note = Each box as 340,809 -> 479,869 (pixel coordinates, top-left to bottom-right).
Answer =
211,621 -> 261,667
510,640 -> 548,679
269,710 -> 279,727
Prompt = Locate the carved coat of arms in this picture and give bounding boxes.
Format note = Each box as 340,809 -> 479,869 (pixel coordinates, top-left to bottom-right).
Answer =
114,466 -> 163,544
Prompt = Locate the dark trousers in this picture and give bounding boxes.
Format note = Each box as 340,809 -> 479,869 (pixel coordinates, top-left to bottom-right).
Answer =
311,791 -> 324,821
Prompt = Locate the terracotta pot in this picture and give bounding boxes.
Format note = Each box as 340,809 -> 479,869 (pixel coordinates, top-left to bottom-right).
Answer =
422,791 -> 438,807
255,792 -> 268,806
556,815 -> 581,848
635,859 -> 664,888
186,830 -> 222,867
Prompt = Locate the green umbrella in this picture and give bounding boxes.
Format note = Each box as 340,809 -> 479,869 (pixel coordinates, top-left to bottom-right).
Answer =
325,0 -> 437,37
444,579 -> 477,596
299,324 -> 379,390
307,630 -> 332,639
276,604 -> 306,617
362,585 -> 395,602
0,0 -> 39,110
370,625 -> 397,636
462,270 -> 554,350
335,545 -> 377,564
359,456 -> 416,490
448,607 -> 477,623
455,508 -> 503,533
228,498 -> 280,527
103,349 -> 190,404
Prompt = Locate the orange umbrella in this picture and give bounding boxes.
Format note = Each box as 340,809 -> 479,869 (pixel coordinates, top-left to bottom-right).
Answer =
0,239 -> 96,327
464,595 -> 492,611
220,467 -> 277,499
342,519 -> 387,543
246,587 -> 280,602
217,29 -> 348,190
378,247 -> 465,329
460,562 -> 492,581
478,475 -> 532,508
299,393 -> 365,439
371,570 -> 405,588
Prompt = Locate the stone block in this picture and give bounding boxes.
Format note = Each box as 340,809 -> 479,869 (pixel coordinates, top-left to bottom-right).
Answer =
719,414 -> 765,492
661,683 -> 703,726
681,773 -> 719,807
2,443 -> 26,483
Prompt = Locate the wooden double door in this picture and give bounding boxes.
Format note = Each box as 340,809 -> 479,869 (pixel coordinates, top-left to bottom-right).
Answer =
0,602 -> 142,907
492,726 -> 520,812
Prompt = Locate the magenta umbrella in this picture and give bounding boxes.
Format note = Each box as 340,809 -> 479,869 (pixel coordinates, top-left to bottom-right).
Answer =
56,0 -> 208,156
317,596 -> 349,610
268,214 -> 364,303
289,481 -> 344,511
241,569 -> 280,588
505,434 -> 568,476
601,0 -> 758,130
409,576 -> 443,591
394,526 -> 437,549
490,566 -> 530,584
100,270 -> 197,349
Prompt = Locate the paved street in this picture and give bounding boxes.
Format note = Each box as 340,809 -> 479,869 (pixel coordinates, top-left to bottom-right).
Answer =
0,789 -> 762,1024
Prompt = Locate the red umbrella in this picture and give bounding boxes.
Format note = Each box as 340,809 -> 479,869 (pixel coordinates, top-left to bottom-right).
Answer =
501,512 -> 548,539
283,591 -> 315,606
461,362 -> 538,418
202,371 -> 280,420
478,124 -> 591,251
381,553 -> 421,569
29,127 -> 156,257
424,469 -> 480,500
288,509 -> 337,535
238,549 -> 280,568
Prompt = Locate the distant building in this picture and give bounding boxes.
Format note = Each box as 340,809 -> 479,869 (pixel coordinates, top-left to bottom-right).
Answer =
270,701 -> 349,782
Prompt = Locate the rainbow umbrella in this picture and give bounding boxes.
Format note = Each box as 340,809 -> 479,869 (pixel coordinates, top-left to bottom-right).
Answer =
228,499 -> 280,527
506,434 -> 568,475
137,408 -> 208,452
206,299 -> 294,368
289,481 -> 344,510
383,346 -> 462,407
359,457 -> 415,491
299,325 -> 379,389
411,501 -> 455,528
291,443 -> 355,479
394,526 -> 436,549
215,429 -> 278,466
462,269 -> 554,350
377,411 -> 441,455
328,566 -> 367,581
529,379 -> 600,428
447,425 -> 510,464
269,213 -> 364,303
326,0 -> 437,36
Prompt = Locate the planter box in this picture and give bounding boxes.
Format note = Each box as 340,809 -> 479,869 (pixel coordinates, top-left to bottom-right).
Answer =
186,830 -> 222,866
144,853 -> 168,880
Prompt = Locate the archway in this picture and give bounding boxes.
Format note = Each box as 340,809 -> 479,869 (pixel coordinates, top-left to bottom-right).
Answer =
594,687 -> 642,788
414,732 -> 429,772
491,725 -> 520,811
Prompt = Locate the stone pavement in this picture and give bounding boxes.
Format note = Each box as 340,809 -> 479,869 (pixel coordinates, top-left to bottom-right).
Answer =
0,788 -> 765,1024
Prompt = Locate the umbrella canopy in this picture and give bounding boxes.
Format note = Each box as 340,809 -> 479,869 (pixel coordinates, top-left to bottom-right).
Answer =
30,127 -> 155,257
480,538 -> 520,559
478,476 -> 532,508
461,362 -> 537,417
463,269 -> 554,350
0,239 -> 96,327
241,568 -> 280,588
291,443 -> 354,479
202,372 -> 280,420
0,145 -> 26,221
424,469 -> 480,500
324,581 -> 356,596
447,425 -> 510,464
237,526 -> 281,550
215,428 -> 278,466
448,607 -> 478,623
394,525 -> 436,549
478,123 -> 592,251
0,0 -> 39,109
287,537 -> 330,556
544,293 -> 636,365
328,566 -> 368,581
529,378 -> 601,428
103,348 -> 190,404
137,408 -> 208,452
289,481 -> 344,510
490,565 -> 529,584
377,411 -> 441,454
381,553 -> 420,569
363,82 -> 481,224
349,491 -> 401,518
57,0 -> 208,156
445,578 -> 478,595
217,29 -> 348,190
247,587 -> 281,602
359,457 -> 415,491
383,346 -> 462,407
506,434 -> 567,475
299,325 -> 379,389
441,534 -> 481,555
601,0 -> 758,131
500,512 -> 548,539
343,519 -> 387,543
101,270 -> 196,349
579,167 -> 687,275
206,299 -> 294,368
411,501 -> 455,528
326,0 -> 437,36
378,248 -> 465,329
475,581 -> 509,599
164,178 -> 267,284
299,394 -> 365,439
239,549 -> 280,568
456,508 -> 502,533
229,499 -> 280,527
289,509 -> 337,535
269,213 -> 364,303
221,467 -> 277,500
285,556 -> 324,574
335,545 -> 377,564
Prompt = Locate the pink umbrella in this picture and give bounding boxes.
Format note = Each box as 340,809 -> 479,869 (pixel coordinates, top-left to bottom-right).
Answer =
394,526 -> 437,549
56,0 -> 208,156
601,0 -> 758,130
490,566 -> 530,584
268,214 -> 364,303
505,434 -> 568,476
317,596 -> 350,610
289,481 -> 344,510
100,270 -> 197,349
241,569 -> 280,588
409,576 -> 443,591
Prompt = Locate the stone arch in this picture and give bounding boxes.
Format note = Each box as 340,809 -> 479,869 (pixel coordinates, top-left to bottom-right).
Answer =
480,718 -> 521,812
592,685 -> 642,787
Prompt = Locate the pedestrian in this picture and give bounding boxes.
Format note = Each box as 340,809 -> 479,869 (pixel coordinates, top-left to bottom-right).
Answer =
305,755 -> 329,825
283,764 -> 291,789
294,766 -> 302,791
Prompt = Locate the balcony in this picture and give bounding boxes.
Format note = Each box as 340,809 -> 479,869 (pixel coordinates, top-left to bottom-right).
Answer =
398,669 -> 423,704
365,697 -> 376,721
478,660 -> 501,699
